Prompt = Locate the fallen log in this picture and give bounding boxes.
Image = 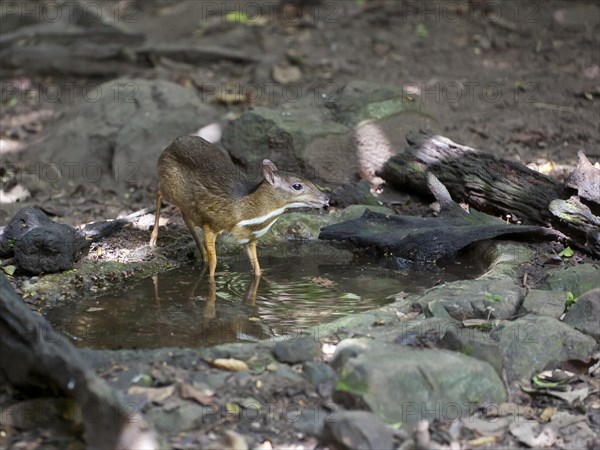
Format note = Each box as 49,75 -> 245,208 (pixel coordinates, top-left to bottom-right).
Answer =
0,274 -> 157,449
319,174 -> 563,262
380,131 -> 600,256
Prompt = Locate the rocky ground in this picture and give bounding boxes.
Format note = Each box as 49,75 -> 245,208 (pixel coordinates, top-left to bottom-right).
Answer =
1,0 -> 599,449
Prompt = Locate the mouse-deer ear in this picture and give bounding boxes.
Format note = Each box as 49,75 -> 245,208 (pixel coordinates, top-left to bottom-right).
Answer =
262,159 -> 279,185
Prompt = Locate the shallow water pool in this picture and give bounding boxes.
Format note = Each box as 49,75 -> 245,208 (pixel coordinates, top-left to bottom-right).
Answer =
45,244 -> 487,349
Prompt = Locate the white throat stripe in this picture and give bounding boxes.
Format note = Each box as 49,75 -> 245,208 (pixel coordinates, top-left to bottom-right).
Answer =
253,219 -> 278,238
235,202 -> 309,227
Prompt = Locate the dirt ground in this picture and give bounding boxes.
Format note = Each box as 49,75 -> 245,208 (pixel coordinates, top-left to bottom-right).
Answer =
1,0 -> 599,225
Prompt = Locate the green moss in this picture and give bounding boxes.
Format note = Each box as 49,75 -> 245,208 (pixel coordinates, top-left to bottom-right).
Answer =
335,369 -> 369,394
461,344 -> 474,356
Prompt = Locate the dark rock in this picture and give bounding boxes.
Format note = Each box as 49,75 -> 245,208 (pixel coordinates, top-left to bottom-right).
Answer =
329,179 -> 381,208
564,289 -> 600,341
331,338 -> 506,424
273,336 -> 320,364
0,207 -> 88,274
303,361 -> 338,397
519,289 -> 567,318
490,315 -> 597,382
0,207 -> 52,257
291,406 -> 332,437
322,410 -> 395,450
14,225 -> 84,274
24,79 -> 218,191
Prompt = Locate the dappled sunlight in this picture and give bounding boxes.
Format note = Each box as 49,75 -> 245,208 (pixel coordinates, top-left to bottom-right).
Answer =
0,138 -> 25,154
354,120 -> 394,184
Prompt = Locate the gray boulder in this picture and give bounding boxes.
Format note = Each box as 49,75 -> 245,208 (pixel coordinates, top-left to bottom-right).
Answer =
24,79 -> 217,191
564,289 -> 600,341
222,81 -> 436,184
519,289 -> 567,318
322,410 -> 396,450
543,264 -> 599,297
489,314 -> 597,382
330,338 -> 506,425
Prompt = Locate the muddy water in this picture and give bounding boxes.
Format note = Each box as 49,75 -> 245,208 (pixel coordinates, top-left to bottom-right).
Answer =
45,246 -> 487,349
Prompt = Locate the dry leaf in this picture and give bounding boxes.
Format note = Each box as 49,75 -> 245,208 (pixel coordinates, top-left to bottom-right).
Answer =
180,383 -> 215,405
510,422 -> 557,448
311,276 -> 335,287
211,358 -> 249,372
0,184 -> 30,204
128,384 -> 175,404
540,406 -> 557,422
226,402 -> 240,415
467,436 -> 497,447
224,430 -> 248,450
212,92 -> 247,105
546,387 -> 590,404
272,64 -> 302,84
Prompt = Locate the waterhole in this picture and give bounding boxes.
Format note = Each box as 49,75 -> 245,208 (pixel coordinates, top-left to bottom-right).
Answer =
45,244 -> 488,349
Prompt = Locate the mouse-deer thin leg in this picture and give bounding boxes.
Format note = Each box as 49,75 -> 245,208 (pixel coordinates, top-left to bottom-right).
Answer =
245,241 -> 262,277
149,191 -> 162,246
203,225 -> 218,278
181,213 -> 208,262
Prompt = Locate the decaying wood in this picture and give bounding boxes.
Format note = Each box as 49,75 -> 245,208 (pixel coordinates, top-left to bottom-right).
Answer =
567,151 -> 600,204
137,45 -> 260,64
319,174 -> 563,262
380,131 -> 600,256
0,274 -> 157,450
549,197 -> 600,255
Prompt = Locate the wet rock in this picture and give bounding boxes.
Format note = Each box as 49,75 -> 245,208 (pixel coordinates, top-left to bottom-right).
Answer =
519,289 -> 567,318
331,339 -> 506,424
489,315 -> 597,382
564,289 -> 600,341
303,361 -> 338,397
543,264 -> 600,297
415,273 -> 524,320
322,410 -> 395,450
221,81 -> 435,184
25,79 -> 217,190
0,207 -> 87,274
273,335 -> 320,364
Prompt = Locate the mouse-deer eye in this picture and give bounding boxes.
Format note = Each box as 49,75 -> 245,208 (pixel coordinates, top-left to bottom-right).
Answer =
291,183 -> 303,191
